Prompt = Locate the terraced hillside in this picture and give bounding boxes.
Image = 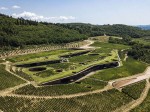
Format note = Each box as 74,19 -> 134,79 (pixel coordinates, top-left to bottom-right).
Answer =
0,38 -> 149,112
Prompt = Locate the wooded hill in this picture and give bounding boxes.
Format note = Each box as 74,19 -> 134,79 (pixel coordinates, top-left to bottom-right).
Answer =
58,23 -> 150,38
1,13 -> 150,50
0,14 -> 87,50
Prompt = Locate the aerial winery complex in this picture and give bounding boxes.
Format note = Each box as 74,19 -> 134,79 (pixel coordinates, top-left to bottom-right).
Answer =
0,0 -> 150,112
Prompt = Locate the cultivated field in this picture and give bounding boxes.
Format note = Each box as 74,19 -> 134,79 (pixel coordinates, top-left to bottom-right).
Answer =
0,37 -> 149,112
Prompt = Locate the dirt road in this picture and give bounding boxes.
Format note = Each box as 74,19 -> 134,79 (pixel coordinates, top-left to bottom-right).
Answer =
80,40 -> 95,49
0,85 -> 113,99
110,67 -> 150,88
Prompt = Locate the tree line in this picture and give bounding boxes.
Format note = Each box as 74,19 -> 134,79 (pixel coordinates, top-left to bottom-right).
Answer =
57,23 -> 150,38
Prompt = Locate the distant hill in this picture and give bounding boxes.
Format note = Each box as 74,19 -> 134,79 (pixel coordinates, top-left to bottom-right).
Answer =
58,23 -> 150,38
1,13 -> 150,50
137,25 -> 150,30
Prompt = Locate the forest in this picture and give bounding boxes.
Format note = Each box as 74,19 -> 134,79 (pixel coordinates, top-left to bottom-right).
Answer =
1,13 -> 150,50
58,23 -> 150,38
128,44 -> 150,64
0,14 -> 87,50
109,37 -> 150,64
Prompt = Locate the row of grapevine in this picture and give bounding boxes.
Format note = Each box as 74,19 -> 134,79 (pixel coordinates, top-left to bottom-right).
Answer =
15,68 -> 34,81
122,80 -> 146,100
0,65 -> 25,90
0,41 -> 88,59
13,77 -> 107,96
0,89 -> 132,112
131,86 -> 150,112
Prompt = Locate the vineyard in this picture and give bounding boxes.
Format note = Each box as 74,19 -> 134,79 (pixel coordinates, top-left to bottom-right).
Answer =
14,78 -> 107,96
0,3 -> 150,111
0,40 -> 88,59
131,86 -> 150,112
0,89 -> 133,112
122,80 -> 146,100
0,39 -> 149,112
0,65 -> 25,90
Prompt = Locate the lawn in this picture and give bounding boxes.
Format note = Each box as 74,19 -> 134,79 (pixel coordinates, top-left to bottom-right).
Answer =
91,41 -> 130,50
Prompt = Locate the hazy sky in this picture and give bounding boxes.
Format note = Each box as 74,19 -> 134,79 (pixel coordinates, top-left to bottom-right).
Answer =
0,0 -> 150,25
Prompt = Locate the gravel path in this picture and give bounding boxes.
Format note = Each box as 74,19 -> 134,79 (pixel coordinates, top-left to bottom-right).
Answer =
124,53 -> 128,61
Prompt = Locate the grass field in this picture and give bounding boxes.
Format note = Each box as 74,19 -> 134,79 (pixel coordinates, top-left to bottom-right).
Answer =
91,57 -> 148,81
21,50 -> 118,83
132,37 -> 150,45
91,42 -> 130,50
0,65 -> 25,90
90,36 -> 122,43
1,89 -> 132,112
7,49 -> 75,63
69,53 -> 100,63
34,69 -> 57,78
47,62 -> 73,70
90,36 -> 110,42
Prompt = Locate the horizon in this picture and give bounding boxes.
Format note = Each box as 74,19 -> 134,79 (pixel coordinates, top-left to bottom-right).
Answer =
0,0 -> 150,25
